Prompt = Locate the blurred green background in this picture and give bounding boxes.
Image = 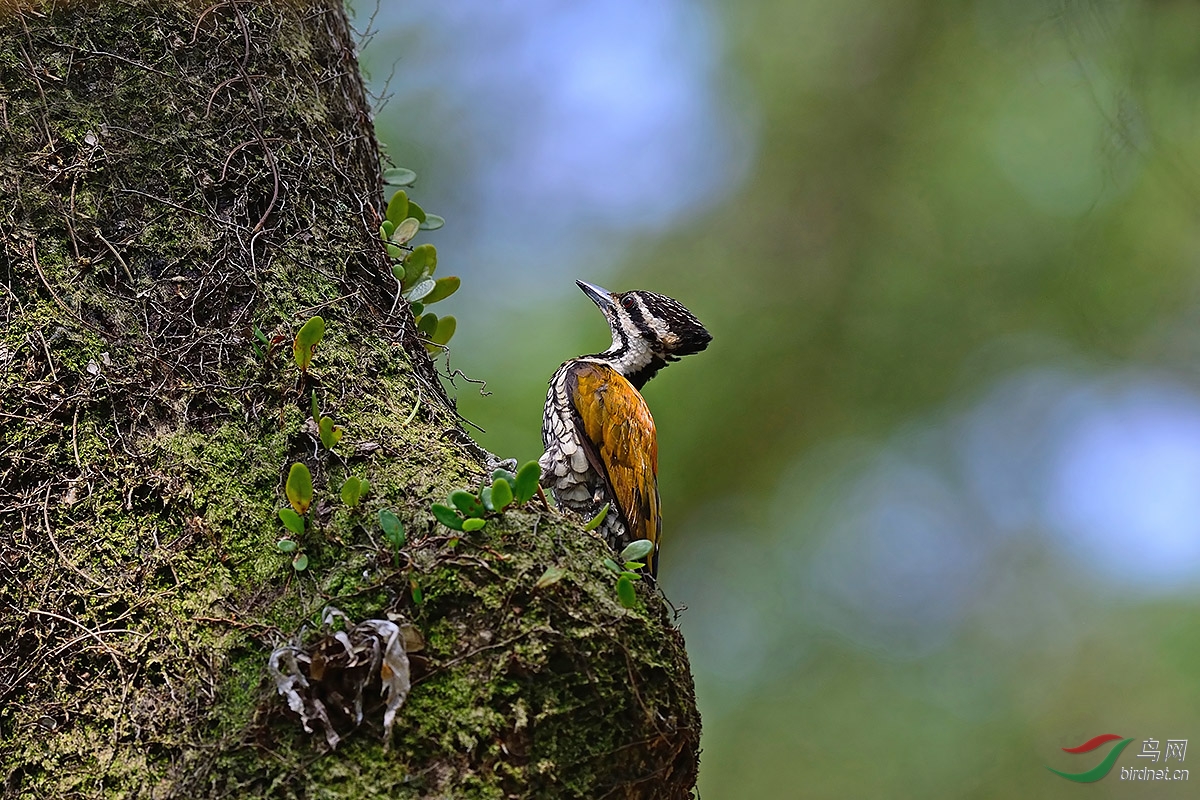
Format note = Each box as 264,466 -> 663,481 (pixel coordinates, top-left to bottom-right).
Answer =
356,1 -> 1200,795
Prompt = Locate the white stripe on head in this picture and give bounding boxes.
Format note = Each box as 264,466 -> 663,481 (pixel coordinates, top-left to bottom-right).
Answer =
633,294 -> 676,343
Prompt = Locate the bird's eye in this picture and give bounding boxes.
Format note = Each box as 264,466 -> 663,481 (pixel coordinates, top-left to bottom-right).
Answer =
621,296 -> 636,310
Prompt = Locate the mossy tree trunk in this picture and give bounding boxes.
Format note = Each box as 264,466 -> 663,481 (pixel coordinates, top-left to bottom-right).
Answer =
0,3 -> 700,797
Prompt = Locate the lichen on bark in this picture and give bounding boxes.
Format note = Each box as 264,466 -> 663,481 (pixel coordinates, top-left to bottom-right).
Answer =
0,2 -> 700,798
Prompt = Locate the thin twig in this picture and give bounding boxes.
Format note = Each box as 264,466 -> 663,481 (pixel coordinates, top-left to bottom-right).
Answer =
42,484 -> 106,589
95,229 -> 134,285
35,328 -> 57,382
26,609 -> 135,656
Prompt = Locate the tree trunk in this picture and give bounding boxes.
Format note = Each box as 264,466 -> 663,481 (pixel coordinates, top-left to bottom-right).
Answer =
0,3 -> 700,797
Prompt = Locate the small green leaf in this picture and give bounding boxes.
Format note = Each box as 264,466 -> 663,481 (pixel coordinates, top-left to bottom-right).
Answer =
293,316 -> 325,372
514,461 -> 541,504
386,244 -> 404,261
384,167 -> 417,186
276,538 -> 298,554
403,243 -> 435,271
340,476 -> 362,507
385,190 -> 409,226
380,220 -> 395,240
431,315 -> 456,345
410,578 -> 423,605
380,508 -> 405,568
408,279 -> 437,303
431,503 -> 465,531
584,503 -> 609,532
403,244 -> 437,284
278,507 -> 304,535
480,486 -> 494,512
492,468 -> 517,487
420,214 -> 445,231
292,552 -> 309,571
449,489 -> 486,518
616,574 -> 637,608
447,537 -> 459,548
379,509 -> 405,549
404,264 -> 427,289
310,389 -> 319,421
603,558 -> 621,574
391,217 -> 420,245
620,571 -> 642,582
491,477 -> 513,511
253,324 -> 269,346
462,517 -> 486,532
623,561 -> 645,571
422,276 -> 460,305
358,480 -> 370,499
318,416 -> 344,450
285,463 -> 313,515
405,199 -> 427,223
409,301 -> 424,316
416,312 -> 439,337
534,566 -> 567,589
620,539 -> 654,562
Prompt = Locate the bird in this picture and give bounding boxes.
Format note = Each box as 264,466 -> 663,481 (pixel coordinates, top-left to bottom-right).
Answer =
539,280 -> 711,577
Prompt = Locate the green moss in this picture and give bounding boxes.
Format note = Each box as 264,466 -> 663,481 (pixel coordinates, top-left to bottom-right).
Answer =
0,2 -> 698,797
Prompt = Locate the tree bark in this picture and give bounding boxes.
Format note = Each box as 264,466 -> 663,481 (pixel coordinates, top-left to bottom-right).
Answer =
0,3 -> 700,797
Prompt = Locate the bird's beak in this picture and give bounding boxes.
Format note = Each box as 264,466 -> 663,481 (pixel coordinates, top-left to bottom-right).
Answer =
576,279 -> 616,313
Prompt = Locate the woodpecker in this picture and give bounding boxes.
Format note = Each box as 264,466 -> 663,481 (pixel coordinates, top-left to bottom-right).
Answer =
539,280 -> 711,576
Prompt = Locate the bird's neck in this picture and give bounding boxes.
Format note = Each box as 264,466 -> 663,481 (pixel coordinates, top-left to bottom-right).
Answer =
583,335 -> 669,391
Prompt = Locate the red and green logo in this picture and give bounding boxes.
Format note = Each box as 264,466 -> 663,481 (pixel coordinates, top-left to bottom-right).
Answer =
1047,734 -> 1135,783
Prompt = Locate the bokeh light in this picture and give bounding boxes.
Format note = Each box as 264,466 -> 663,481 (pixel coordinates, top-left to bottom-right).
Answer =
359,0 -> 753,300
356,0 -> 1200,794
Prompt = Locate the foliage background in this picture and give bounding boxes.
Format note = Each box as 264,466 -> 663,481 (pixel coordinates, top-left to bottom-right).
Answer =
355,1 -> 1200,796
